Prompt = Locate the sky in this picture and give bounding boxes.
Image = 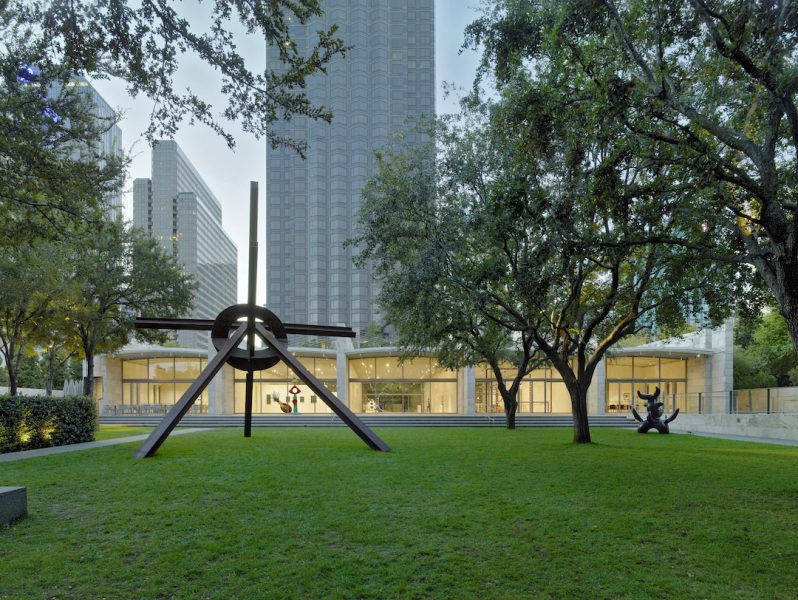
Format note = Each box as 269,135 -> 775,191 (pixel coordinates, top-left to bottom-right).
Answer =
91,1 -> 486,304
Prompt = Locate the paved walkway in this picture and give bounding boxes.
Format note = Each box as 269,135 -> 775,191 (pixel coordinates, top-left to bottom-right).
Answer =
0,428 -> 211,462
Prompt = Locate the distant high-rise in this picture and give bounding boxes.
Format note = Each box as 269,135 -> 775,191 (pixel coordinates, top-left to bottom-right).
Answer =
133,141 -> 238,348
76,77 -> 124,218
265,0 -> 435,337
48,75 -> 124,217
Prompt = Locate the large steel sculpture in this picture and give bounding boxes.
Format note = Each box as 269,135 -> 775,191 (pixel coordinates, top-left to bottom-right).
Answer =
133,182 -> 390,458
631,387 -> 680,434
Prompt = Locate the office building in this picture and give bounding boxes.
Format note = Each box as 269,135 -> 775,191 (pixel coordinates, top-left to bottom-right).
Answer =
265,0 -> 435,337
45,74 -> 125,217
133,141 -> 238,348
76,77 -> 124,218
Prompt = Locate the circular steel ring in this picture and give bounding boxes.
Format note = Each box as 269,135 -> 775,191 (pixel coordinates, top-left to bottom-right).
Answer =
211,304 -> 287,371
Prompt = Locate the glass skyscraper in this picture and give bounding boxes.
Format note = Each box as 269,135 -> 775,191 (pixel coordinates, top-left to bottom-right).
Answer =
133,141 -> 238,348
265,0 -> 435,337
77,77 -> 124,218
49,75 -> 124,218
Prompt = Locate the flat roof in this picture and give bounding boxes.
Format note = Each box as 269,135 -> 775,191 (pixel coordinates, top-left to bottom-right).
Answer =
608,345 -> 720,359
109,344 -> 336,360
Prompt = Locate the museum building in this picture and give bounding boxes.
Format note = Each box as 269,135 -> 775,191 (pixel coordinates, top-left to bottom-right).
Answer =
91,322 -> 732,418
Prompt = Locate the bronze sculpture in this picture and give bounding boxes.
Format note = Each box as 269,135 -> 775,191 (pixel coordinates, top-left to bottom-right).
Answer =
631,387 -> 679,434
132,182 -> 390,457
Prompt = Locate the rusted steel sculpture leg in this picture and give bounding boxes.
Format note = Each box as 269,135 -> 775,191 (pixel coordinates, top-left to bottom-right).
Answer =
255,324 -> 391,452
134,324 -> 248,458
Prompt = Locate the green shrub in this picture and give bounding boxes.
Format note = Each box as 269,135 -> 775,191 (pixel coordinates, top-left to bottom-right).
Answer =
0,395 -> 96,453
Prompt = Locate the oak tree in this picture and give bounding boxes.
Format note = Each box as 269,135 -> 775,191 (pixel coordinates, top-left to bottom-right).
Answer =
355,86 -> 738,442
466,0 -> 798,354
63,218 -> 196,398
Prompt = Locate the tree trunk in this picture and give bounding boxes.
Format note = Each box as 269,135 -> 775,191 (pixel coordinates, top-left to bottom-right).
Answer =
7,342 -> 22,396
570,385 -> 591,444
83,353 -> 94,399
45,349 -> 55,396
82,329 -> 97,399
781,303 -> 798,364
499,390 -> 518,429
8,369 -> 17,396
757,255 -> 798,359
505,401 -> 517,429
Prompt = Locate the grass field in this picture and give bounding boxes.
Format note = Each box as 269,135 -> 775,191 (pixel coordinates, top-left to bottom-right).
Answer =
94,425 -> 156,441
1,428 -> 796,599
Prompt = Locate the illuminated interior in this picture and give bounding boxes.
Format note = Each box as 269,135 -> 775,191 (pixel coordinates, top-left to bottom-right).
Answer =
605,356 -> 687,413
348,356 -> 458,413
475,363 -> 572,414
116,357 -> 208,414
233,356 -> 337,414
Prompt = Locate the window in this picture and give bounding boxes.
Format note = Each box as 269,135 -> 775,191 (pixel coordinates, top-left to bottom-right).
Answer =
605,356 -> 688,414
116,357 -> 207,415
348,355 -> 457,413
233,357 -> 337,414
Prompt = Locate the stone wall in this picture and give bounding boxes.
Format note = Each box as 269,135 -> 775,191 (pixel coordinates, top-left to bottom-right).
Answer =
670,413 -> 798,442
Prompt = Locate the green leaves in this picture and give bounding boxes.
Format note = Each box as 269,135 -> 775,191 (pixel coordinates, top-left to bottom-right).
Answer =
467,0 -> 798,351
734,309 -> 798,388
0,60 -> 126,243
66,218 -> 197,352
354,24 -> 745,438
0,394 -> 95,453
6,0 -> 347,154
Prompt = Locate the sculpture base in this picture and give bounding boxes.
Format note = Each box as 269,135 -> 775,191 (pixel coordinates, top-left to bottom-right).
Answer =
0,486 -> 27,525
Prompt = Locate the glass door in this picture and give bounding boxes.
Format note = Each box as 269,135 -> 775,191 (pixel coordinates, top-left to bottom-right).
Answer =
530,381 -> 548,413
606,381 -> 634,413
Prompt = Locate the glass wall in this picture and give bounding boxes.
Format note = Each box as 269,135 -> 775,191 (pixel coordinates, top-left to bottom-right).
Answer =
348,356 -> 458,413
475,364 -> 572,414
233,356 -> 337,414
605,356 -> 687,413
116,357 -> 207,415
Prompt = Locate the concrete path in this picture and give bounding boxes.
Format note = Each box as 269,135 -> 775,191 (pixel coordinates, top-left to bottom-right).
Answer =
0,428 -> 211,462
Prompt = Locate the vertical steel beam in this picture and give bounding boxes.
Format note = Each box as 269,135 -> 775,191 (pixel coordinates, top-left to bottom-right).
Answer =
244,370 -> 254,438
135,324 -> 248,458
244,181 -> 259,439
255,323 -> 390,452
247,181 -> 258,332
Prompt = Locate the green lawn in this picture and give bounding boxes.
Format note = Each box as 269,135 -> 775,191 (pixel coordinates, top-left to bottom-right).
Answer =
94,425 -> 155,441
1,428 -> 796,599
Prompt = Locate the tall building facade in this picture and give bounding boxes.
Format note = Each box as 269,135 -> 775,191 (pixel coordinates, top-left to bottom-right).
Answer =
265,0 -> 435,337
133,141 -> 238,348
76,77 -> 124,218
48,75 -> 125,217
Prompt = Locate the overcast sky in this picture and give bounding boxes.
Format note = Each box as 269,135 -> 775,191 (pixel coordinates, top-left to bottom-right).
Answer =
91,1 -> 486,304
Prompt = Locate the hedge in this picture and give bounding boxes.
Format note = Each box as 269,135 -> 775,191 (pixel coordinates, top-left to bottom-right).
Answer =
0,395 -> 96,453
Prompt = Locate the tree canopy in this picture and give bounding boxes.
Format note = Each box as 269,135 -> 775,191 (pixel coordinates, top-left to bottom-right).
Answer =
355,80 -> 740,440
0,52 -> 126,242
3,0 -> 347,155
353,112 -> 547,429
734,309 -> 798,389
465,0 -> 798,353
0,240 -> 70,394
64,218 -> 196,397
